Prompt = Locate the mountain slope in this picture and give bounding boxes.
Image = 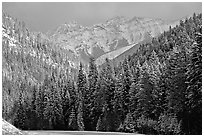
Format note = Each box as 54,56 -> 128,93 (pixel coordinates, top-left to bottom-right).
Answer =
48,16 -> 179,65
95,43 -> 135,66
2,12 -> 180,77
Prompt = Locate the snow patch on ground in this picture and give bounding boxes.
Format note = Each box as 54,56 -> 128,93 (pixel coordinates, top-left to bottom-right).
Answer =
2,119 -> 24,135
96,43 -> 136,65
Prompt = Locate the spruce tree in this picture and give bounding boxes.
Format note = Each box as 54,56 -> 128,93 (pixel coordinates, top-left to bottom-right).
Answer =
166,49 -> 188,117
67,81 -> 78,130
68,108 -> 78,130
129,69 -> 140,114
43,72 -> 64,129
83,57 -> 99,130
76,62 -> 86,131
114,73 -> 125,124
135,62 -> 154,119
185,29 -> 202,134
121,58 -> 131,117
93,75 -> 104,130
148,50 -> 164,119
97,58 -> 116,131
35,85 -> 45,129
30,85 -> 38,129
14,89 -> 26,129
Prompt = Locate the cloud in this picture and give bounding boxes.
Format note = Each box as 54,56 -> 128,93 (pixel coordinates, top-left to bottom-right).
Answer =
2,2 -> 202,32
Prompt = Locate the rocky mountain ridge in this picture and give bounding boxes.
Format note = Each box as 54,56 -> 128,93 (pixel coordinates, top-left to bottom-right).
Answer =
2,12 -> 180,70
47,16 -> 179,65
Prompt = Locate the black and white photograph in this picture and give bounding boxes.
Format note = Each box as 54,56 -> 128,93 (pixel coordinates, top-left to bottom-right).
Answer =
1,1 -> 202,135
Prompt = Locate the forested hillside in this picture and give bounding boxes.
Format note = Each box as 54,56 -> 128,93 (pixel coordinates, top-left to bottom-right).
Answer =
2,12 -> 202,135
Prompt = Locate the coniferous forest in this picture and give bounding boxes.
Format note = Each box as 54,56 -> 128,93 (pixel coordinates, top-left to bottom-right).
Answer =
2,12 -> 202,135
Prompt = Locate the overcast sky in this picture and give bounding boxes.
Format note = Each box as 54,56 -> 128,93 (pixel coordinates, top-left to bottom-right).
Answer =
2,2 -> 202,32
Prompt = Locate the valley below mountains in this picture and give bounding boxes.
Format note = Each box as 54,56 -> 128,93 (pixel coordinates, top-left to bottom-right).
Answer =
3,10 -> 202,135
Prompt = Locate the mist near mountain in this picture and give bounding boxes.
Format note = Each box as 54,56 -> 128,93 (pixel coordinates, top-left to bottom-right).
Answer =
2,2 -> 201,32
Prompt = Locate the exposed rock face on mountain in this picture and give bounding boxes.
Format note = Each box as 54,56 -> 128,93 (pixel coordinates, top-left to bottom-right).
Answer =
2,12 -> 179,73
48,16 -> 179,65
